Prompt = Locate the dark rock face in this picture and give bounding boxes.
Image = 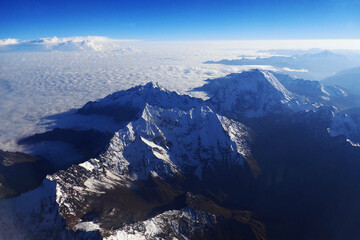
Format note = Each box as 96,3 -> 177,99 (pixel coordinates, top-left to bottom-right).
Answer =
0,128 -> 112,199
78,102 -> 140,123
0,150 -> 55,199
241,114 -> 360,240
18,128 -> 112,167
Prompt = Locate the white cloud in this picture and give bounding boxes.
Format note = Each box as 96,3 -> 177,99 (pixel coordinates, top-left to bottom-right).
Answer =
280,67 -> 308,73
0,38 -> 19,46
0,36 -> 140,52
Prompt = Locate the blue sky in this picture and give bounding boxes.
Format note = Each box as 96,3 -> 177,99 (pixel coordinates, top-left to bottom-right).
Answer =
1,0 -> 360,40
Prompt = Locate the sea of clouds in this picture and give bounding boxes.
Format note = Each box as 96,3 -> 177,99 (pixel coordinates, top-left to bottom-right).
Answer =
1,37 -> 360,151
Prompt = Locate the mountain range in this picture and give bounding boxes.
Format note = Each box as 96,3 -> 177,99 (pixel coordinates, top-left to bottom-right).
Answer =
1,69 -> 360,239
204,50 -> 360,80
322,66 -> 360,96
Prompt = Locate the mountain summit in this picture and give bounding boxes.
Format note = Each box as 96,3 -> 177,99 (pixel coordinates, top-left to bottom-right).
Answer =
195,69 -> 316,119
78,81 -> 203,123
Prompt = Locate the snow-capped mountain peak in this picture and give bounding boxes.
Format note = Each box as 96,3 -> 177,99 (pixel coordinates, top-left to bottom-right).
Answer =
101,104 -> 252,180
143,81 -> 163,89
195,69 -> 316,119
77,82 -> 203,123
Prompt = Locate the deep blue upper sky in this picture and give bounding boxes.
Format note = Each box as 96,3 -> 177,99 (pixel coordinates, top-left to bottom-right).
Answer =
1,0 -> 360,40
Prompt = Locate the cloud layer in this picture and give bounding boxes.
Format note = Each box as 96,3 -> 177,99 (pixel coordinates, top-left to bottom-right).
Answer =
1,38 -> 360,151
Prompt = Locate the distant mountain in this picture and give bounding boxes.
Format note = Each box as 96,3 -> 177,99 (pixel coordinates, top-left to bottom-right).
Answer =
205,50 -> 360,80
0,36 -> 139,53
257,48 -> 323,56
322,66 -> 360,95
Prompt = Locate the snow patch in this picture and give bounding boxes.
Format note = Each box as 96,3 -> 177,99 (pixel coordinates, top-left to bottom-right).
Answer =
79,161 -> 95,171
75,221 -> 100,231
